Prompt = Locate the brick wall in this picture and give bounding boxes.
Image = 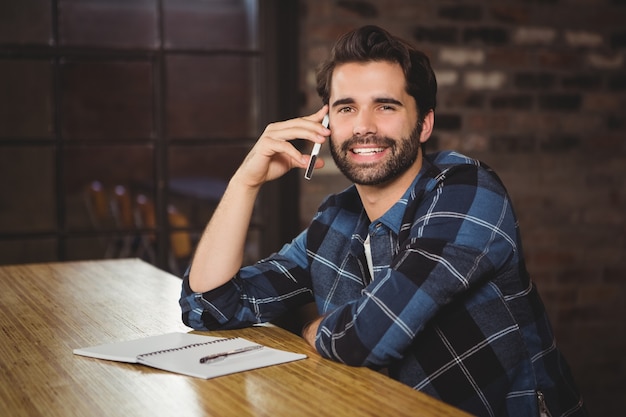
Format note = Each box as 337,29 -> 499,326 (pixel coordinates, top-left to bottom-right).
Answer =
297,1 -> 626,415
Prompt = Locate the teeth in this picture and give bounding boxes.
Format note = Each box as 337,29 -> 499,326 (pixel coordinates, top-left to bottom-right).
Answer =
352,148 -> 384,155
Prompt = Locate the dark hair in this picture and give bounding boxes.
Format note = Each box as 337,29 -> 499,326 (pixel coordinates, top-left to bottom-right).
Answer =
316,25 -> 437,121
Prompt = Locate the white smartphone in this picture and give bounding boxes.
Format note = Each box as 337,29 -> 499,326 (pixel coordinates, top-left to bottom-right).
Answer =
304,114 -> 329,180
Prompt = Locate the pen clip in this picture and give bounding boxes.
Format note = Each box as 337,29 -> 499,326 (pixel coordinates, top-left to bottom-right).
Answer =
199,344 -> 263,364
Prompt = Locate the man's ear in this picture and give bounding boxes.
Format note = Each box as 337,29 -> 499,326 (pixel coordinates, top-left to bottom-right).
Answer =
419,110 -> 434,144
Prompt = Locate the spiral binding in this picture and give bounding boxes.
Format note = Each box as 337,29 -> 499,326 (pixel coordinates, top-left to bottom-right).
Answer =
137,337 -> 237,359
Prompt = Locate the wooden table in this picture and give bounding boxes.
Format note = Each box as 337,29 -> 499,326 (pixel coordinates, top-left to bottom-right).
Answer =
0,259 -> 471,417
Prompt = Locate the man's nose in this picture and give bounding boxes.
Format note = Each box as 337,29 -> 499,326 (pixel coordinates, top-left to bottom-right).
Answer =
352,110 -> 377,137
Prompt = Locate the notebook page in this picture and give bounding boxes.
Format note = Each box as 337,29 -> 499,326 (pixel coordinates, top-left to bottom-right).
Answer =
137,337 -> 307,379
73,332 -> 223,363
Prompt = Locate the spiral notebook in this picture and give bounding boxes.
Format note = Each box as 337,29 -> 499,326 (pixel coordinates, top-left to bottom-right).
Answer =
73,332 -> 307,379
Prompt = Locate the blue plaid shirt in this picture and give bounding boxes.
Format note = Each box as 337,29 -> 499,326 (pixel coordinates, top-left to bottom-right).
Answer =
180,151 -> 587,417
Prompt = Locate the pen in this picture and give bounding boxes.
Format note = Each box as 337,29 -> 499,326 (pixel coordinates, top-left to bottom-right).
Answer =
304,114 -> 329,180
199,344 -> 263,364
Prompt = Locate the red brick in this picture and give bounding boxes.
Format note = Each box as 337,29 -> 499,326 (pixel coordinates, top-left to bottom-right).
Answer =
538,51 -> 582,69
489,5 -> 531,24
487,49 -> 532,67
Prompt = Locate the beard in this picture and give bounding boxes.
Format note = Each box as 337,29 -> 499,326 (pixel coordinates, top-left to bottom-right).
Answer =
329,121 -> 423,186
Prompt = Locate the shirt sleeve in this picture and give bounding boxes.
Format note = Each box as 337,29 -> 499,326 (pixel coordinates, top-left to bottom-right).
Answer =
314,163 -> 521,367
179,230 -> 314,330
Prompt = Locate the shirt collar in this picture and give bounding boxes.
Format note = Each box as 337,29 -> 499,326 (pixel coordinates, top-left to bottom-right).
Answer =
348,154 -> 440,240
373,172 -> 422,235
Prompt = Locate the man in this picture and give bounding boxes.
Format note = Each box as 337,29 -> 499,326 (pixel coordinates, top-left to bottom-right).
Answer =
180,25 -> 587,417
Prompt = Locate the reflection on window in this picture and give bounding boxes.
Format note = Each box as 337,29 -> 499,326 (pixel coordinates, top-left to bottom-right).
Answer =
166,55 -> 257,139
163,0 -> 257,50
0,0 -> 272,274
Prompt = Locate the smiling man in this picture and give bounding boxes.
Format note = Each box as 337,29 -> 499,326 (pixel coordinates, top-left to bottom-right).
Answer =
180,25 -> 587,417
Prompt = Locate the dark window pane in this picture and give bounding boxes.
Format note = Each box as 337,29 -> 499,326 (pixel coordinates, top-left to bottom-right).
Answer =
166,55 -> 257,139
1,0 -> 272,274
163,0 -> 257,50
0,60 -> 53,139
0,238 -> 57,265
64,145 -> 154,231
168,143 -> 259,267
58,0 -> 158,48
65,234 -> 156,263
0,146 -> 55,233
0,0 -> 53,45
169,144 -> 248,182
60,60 -> 154,140
168,144 -> 249,227
66,235 -> 116,261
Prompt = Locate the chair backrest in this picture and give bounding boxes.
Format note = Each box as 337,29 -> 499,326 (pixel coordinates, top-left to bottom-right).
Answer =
85,181 -> 111,226
111,185 -> 134,229
168,205 -> 192,259
85,182 -> 192,270
135,194 -> 156,238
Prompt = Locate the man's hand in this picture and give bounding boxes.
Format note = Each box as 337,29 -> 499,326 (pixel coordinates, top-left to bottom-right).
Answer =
234,106 -> 330,189
302,317 -> 323,349
188,106 -> 329,294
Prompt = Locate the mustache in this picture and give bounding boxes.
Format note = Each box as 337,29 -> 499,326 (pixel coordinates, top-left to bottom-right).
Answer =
340,135 -> 395,153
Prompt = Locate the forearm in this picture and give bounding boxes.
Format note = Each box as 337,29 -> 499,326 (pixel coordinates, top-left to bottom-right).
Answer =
188,175 -> 260,293
181,236 -> 316,330
188,106 -> 328,294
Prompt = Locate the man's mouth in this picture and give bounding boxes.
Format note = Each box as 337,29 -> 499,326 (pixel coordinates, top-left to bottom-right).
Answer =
351,147 -> 386,155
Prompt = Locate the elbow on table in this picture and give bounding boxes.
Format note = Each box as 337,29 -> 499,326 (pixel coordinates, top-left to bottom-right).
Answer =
317,339 -> 374,368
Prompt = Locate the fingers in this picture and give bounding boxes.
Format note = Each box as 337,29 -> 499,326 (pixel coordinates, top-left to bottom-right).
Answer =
260,138 -> 308,168
236,107 -> 331,186
263,105 -> 330,145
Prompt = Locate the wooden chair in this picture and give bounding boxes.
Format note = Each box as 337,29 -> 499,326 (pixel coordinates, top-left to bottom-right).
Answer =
167,204 -> 193,275
84,181 -> 116,258
85,181 -> 109,223
85,182 -> 192,273
134,194 -> 157,264
109,185 -> 135,257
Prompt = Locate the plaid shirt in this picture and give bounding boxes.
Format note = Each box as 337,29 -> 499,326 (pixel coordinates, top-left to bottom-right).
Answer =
180,151 -> 587,417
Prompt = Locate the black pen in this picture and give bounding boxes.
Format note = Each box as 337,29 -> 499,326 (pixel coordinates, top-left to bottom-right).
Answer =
304,114 -> 329,180
199,344 -> 263,364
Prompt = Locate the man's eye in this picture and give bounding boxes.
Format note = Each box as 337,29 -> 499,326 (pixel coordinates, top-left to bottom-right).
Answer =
338,107 -> 353,113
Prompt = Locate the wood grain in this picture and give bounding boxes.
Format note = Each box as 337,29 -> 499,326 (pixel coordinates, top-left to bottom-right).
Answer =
0,259 -> 471,417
